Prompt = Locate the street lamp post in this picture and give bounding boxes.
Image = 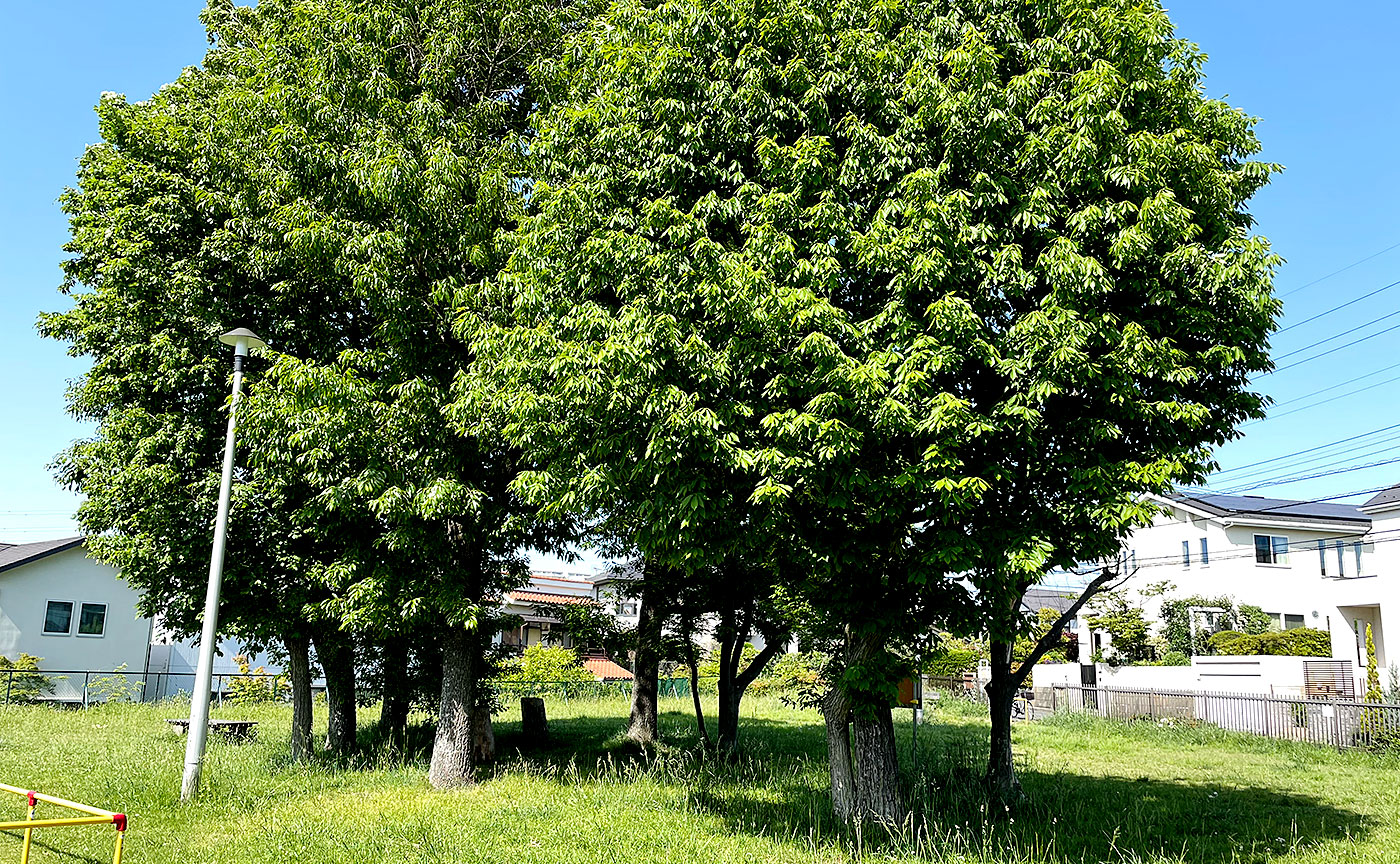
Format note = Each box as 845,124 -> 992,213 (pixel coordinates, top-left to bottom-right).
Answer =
181,328 -> 267,802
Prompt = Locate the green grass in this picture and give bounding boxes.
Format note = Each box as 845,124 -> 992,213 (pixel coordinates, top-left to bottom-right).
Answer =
1,694 -> 1398,863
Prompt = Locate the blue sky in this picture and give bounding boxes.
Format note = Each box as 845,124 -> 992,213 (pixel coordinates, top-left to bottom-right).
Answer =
2,2 -> 1399,553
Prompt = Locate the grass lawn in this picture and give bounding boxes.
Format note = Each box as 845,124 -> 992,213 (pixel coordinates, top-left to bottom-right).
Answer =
1,694 -> 1398,863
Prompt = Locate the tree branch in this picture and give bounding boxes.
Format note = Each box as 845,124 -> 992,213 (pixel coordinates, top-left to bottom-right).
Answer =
1008,565 -> 1129,690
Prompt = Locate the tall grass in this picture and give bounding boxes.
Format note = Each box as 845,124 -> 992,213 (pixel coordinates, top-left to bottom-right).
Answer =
0,693 -> 1396,863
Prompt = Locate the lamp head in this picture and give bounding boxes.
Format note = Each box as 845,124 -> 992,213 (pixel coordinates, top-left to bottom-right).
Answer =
218,328 -> 268,357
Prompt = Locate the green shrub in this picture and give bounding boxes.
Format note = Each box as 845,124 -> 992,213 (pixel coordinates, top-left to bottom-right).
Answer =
0,653 -> 54,704
751,651 -> 826,695
1206,630 -> 1246,653
1215,628 -> 1331,657
498,645 -> 597,683
1238,604 -> 1273,635
923,638 -> 981,678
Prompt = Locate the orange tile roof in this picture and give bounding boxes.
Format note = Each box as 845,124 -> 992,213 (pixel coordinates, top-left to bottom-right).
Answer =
508,590 -> 595,606
582,655 -> 633,681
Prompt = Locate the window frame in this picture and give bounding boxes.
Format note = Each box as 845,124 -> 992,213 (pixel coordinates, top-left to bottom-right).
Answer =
1254,534 -> 1290,567
1181,540 -> 1191,569
42,599 -> 76,636
1200,537 -> 1209,567
76,602 -> 108,638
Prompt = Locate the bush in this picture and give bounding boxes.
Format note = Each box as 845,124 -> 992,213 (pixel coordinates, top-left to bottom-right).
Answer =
751,651 -> 826,695
497,645 -> 597,683
1215,628 -> 1331,657
923,638 -> 981,678
224,655 -> 288,705
0,654 -> 54,704
1206,630 -> 1247,653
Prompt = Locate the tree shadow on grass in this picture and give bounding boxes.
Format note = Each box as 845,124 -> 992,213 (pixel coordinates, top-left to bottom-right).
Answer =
687,718 -> 1373,864
0,832 -> 106,864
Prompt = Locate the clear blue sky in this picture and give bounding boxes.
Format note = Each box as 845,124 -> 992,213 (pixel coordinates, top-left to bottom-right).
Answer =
3,2 -> 1399,549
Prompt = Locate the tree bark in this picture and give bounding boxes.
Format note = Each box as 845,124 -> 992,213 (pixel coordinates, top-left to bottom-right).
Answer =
685,630 -> 710,746
429,626 -> 480,788
627,579 -> 661,745
717,627 -> 784,753
284,629 -> 313,762
379,635 -> 411,750
314,627 -> 357,757
984,638 -> 1023,805
822,685 -> 856,823
852,703 -> 904,825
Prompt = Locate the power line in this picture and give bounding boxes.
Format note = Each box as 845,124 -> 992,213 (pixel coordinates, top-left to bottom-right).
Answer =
1219,455 -> 1400,494
1213,433 -> 1400,485
1265,359 -> 1400,409
1212,423 -> 1400,475
1268,318 -> 1400,374
1246,372 -> 1400,423
1277,278 -> 1400,333
1280,240 -> 1400,299
1272,307 -> 1400,362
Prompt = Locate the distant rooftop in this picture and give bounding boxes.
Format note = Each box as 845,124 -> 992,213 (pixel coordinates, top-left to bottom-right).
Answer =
1362,484 -> 1400,511
0,537 -> 84,574
1172,493 -> 1370,526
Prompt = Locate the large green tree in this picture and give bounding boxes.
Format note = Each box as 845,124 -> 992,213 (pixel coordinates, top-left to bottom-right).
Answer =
476,0 -> 1277,822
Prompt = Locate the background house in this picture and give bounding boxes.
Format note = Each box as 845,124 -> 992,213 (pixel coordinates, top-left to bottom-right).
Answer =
0,537 -> 153,701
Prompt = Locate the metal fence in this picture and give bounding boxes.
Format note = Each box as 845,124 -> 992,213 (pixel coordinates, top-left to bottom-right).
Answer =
1045,683 -> 1400,750
2,668 -> 706,707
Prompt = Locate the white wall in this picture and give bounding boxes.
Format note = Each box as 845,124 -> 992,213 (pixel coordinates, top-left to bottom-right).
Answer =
0,546 -> 152,698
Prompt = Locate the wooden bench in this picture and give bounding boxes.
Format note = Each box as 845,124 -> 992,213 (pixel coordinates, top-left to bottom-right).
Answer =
165,719 -> 258,742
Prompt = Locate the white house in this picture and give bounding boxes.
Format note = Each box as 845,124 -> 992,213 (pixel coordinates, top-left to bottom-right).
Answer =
1078,489 -> 1400,692
0,537 -> 154,701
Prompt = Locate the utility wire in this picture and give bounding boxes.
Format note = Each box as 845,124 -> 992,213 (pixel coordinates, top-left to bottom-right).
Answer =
1212,434 -> 1400,486
1277,278 -> 1400,333
1209,423 -> 1400,479
1272,307 -> 1400,362
1219,455 -> 1400,494
1265,359 -> 1400,409
1280,240 -> 1400,299
1268,318 -> 1400,374
1246,372 -> 1400,423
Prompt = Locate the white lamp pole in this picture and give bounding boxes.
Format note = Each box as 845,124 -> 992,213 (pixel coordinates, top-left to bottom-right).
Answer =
181,327 -> 267,802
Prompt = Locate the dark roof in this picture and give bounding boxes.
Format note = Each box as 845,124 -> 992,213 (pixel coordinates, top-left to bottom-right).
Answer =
1363,485 -> 1400,511
0,537 -> 85,574
1171,493 -> 1369,526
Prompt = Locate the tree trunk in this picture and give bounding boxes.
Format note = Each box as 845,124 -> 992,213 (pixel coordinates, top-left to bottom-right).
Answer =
718,632 -> 784,753
314,627 -> 357,757
284,629 -> 313,762
984,638 -> 1023,805
627,579 -> 661,745
429,626 -> 480,788
379,635 -> 411,750
473,698 -> 496,762
822,685 -> 856,823
852,703 -> 904,825
685,632 -> 710,746
715,614 -> 740,753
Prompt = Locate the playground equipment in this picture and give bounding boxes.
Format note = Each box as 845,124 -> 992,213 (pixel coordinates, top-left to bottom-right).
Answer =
0,782 -> 126,863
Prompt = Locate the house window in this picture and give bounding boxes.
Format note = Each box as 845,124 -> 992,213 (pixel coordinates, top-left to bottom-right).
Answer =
1335,540 -> 1347,578
43,600 -> 74,635
1200,537 -> 1209,566
77,603 -> 107,637
1181,541 -> 1191,568
1284,614 -> 1305,630
1318,541 -> 1328,577
1355,542 -> 1365,577
1254,534 -> 1289,565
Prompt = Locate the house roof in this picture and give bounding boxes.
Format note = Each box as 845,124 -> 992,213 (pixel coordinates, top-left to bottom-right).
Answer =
1362,484 -> 1400,512
582,655 -> 633,681
507,590 -> 595,607
1022,587 -> 1080,616
1169,493 -> 1370,528
0,537 -> 84,574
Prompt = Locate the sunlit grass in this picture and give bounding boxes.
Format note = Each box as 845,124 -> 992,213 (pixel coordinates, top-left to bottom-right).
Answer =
0,693 -> 1397,862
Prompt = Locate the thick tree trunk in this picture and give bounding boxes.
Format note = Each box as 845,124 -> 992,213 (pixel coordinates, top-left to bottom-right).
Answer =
984,639 -> 1023,804
378,635 -> 411,750
627,580 -> 661,745
314,628 -> 357,757
429,626 -> 480,788
284,630 -> 313,762
822,685 -> 856,823
852,704 -> 904,825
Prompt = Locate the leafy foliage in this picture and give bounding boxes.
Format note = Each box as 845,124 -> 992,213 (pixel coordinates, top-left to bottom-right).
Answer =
1085,593 -> 1155,665
1211,628 -> 1332,657
498,646 -> 597,684
0,654 -> 53,704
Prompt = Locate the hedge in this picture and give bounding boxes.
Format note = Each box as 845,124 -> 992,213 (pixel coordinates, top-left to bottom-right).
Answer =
1212,628 -> 1332,657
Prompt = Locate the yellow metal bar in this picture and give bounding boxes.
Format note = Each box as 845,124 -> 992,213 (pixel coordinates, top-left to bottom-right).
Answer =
112,827 -> 125,864
0,815 -> 113,830
0,782 -> 116,818
19,801 -> 33,864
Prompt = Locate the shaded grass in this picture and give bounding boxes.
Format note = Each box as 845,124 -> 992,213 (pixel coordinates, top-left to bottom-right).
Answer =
0,694 -> 1396,862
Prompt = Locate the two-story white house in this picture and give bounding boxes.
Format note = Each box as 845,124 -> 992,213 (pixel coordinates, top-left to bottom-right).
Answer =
1079,490 -> 1400,686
